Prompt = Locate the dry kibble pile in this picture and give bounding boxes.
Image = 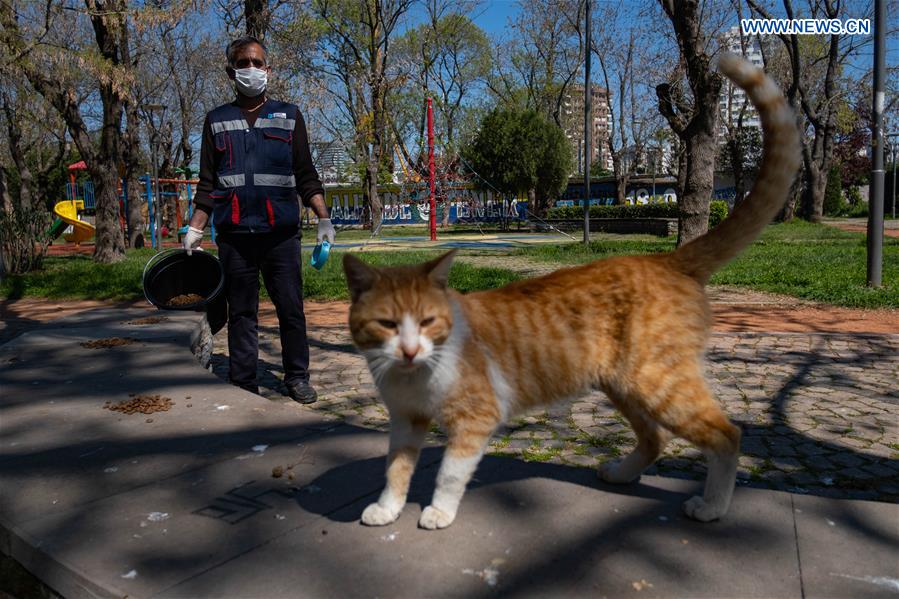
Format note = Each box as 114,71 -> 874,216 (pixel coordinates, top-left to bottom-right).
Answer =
80,337 -> 138,349
105,394 -> 174,415
126,316 -> 167,325
166,293 -> 205,307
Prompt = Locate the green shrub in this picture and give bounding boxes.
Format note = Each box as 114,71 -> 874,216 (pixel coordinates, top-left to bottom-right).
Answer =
708,201 -> 729,228
548,201 -> 730,228
845,186 -> 863,208
546,203 -> 679,220
823,167 -> 844,216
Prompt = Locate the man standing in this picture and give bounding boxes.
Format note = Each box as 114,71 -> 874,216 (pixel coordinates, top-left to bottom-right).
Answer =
183,36 -> 334,404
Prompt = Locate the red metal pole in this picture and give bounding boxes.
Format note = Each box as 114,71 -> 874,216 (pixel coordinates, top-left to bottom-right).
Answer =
427,97 -> 436,241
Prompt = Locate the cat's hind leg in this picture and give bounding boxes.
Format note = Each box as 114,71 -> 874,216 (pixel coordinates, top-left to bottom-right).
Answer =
419,420 -> 495,530
644,370 -> 741,522
598,395 -> 670,484
361,414 -> 430,526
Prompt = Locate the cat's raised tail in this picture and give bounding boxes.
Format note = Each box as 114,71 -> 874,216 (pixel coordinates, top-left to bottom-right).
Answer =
671,54 -> 801,286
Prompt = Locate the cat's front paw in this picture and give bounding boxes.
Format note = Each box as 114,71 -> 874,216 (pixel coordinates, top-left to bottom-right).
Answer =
598,459 -> 640,484
361,502 -> 400,526
419,505 -> 455,530
682,496 -> 724,522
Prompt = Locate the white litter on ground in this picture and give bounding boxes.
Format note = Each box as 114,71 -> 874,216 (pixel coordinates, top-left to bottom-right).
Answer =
826,518 -> 836,526
830,573 -> 899,592
381,531 -> 399,542
216,405 -> 230,411
147,512 -> 169,522
121,570 -> 137,579
252,444 -> 269,452
463,567 -> 499,587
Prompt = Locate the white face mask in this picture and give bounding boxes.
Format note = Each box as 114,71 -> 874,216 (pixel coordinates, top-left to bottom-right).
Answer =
233,67 -> 268,97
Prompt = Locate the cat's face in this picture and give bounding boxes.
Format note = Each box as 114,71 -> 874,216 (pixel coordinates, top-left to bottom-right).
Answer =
343,251 -> 456,371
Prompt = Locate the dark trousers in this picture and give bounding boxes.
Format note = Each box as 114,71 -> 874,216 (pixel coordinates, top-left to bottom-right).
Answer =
216,232 -> 310,387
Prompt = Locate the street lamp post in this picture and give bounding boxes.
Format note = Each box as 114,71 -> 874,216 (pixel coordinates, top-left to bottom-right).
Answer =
144,104 -> 165,251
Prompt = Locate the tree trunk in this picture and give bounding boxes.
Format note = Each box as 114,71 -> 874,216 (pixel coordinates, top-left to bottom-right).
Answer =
777,176 -> 800,222
616,173 -> 629,205
0,168 -> 11,215
657,0 -> 722,247
121,100 -> 146,248
91,165 -> 126,262
1,94 -> 35,212
678,130 -> 716,246
366,162 -> 382,233
527,188 -> 537,217
728,138 -> 746,207
244,0 -> 268,39
800,160 -> 825,223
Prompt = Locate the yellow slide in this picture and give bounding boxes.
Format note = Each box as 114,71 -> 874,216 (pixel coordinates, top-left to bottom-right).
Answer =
52,200 -> 95,244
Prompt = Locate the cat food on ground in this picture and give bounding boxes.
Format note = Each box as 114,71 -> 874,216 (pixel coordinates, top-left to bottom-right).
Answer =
105,394 -> 174,415
166,293 -> 205,307
81,337 -> 138,349
125,316 -> 167,325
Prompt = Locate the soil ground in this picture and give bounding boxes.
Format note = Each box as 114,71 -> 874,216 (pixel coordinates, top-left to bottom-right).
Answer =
2,285 -> 898,347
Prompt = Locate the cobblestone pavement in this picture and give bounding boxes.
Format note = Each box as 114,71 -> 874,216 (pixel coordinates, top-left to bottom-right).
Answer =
212,324 -> 899,503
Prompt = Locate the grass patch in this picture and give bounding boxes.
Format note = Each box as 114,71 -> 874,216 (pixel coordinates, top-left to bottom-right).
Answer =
712,221 -> 899,308
1,247 -> 521,303
515,221 -> 899,308
521,443 -> 563,463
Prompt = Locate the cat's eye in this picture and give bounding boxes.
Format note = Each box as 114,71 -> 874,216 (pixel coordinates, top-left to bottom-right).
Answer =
420,317 -> 435,327
377,319 -> 397,329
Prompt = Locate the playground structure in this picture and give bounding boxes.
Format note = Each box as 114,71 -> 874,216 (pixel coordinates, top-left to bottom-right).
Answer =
50,161 -> 96,244
49,161 -> 200,249
141,175 -> 199,248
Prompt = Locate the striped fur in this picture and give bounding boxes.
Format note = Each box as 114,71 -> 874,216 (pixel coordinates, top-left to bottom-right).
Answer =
344,55 -> 800,528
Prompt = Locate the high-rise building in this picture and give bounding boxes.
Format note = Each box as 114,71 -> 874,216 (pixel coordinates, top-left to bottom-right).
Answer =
719,26 -> 764,136
311,141 -> 355,185
563,84 -> 614,173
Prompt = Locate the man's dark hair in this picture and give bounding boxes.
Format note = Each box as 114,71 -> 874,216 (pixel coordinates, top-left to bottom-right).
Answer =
226,36 -> 267,66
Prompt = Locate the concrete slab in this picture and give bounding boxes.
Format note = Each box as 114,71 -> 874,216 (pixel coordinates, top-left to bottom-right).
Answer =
793,493 -> 899,598
163,456 -> 802,598
0,315 -> 333,526
4,426 -> 419,598
3,306 -> 897,598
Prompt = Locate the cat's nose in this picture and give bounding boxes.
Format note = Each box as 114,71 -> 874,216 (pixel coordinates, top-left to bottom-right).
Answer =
402,346 -> 419,362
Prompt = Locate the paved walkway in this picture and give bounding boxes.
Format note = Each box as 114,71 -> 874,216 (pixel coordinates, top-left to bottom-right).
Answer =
215,320 -> 899,503
1,307 -> 897,598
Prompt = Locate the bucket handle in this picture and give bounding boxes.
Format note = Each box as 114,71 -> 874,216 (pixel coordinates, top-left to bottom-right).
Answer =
142,248 -> 187,306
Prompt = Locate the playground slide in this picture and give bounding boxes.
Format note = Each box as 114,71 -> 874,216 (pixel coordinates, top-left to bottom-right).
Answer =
47,218 -> 68,240
52,200 -> 95,244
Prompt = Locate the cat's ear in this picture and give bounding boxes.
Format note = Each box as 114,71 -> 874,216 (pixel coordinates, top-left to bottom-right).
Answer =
343,253 -> 379,302
423,249 -> 456,288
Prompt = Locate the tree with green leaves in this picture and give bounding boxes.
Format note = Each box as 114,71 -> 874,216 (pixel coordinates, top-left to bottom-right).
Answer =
0,0 -> 133,263
288,0 -> 414,233
392,2 -> 491,176
487,0 -> 585,128
463,108 -> 572,217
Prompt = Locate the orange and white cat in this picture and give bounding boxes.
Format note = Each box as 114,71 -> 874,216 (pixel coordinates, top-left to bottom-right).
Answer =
343,55 -> 799,529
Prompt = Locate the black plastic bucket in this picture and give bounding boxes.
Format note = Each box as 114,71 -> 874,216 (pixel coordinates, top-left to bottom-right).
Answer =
142,249 -> 227,333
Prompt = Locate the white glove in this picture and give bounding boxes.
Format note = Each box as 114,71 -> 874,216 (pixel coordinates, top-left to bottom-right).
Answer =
183,226 -> 204,255
317,218 -> 335,245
